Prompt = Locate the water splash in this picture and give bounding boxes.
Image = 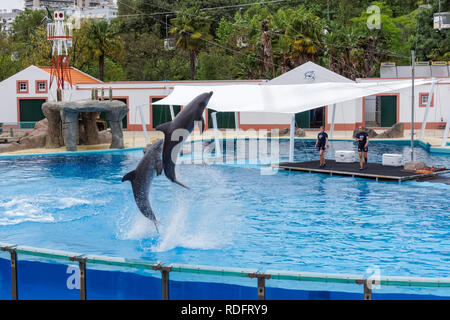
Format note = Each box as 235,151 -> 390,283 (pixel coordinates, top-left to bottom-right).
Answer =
0,198 -> 54,225
117,209 -> 158,240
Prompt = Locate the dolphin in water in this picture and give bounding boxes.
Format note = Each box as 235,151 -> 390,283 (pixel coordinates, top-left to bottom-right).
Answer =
122,139 -> 163,233
156,92 -> 213,189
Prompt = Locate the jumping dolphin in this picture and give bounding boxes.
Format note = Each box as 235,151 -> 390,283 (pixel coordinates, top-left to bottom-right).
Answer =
122,139 -> 163,233
156,92 -> 213,189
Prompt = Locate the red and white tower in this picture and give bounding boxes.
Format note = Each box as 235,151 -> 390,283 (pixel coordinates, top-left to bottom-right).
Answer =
47,11 -> 73,97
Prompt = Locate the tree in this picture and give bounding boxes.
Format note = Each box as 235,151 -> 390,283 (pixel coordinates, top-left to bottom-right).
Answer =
195,48 -> 236,80
169,7 -> 213,80
85,20 -> 123,81
411,3 -> 450,61
11,9 -> 47,43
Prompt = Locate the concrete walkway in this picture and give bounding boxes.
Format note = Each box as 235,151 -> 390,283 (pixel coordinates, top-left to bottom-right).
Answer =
1,129 -> 449,155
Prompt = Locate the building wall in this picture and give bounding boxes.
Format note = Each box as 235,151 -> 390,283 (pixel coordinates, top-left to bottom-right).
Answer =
26,0 -> 75,10
0,66 -> 59,124
1,67 -> 448,132
73,81 -> 268,130
359,79 -> 450,129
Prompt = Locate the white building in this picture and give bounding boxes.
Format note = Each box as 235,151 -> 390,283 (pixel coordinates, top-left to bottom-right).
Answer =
66,4 -> 118,23
0,9 -> 23,33
25,0 -> 74,10
358,63 -> 450,131
0,62 -> 448,134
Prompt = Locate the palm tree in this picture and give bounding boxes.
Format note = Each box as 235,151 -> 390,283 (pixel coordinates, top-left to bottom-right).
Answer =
169,7 -> 213,80
85,20 -> 122,81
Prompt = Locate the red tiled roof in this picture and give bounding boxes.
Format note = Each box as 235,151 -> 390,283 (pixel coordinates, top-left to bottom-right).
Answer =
39,67 -> 102,85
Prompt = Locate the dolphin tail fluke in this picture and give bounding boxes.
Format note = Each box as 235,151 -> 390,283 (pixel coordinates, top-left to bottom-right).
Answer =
122,170 -> 136,182
174,179 -> 190,190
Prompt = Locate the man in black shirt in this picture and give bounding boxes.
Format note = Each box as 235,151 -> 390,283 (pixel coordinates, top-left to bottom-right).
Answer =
355,126 -> 369,170
315,126 -> 328,167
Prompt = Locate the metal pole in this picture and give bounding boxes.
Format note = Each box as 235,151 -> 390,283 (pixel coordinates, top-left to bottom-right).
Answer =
234,112 -> 239,137
420,80 -> 436,139
289,114 -> 295,162
161,269 -> 170,300
363,280 -> 373,300
441,108 -> 450,147
137,105 -> 150,146
356,279 -> 373,300
152,264 -> 172,300
249,273 -> 270,300
79,259 -> 87,300
211,112 -> 222,158
330,103 -> 336,138
70,256 -> 87,300
1,247 -> 18,300
169,105 -> 175,121
411,50 -> 415,161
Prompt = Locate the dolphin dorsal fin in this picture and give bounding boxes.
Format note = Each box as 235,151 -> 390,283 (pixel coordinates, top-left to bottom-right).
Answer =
156,122 -> 171,135
122,170 -> 136,182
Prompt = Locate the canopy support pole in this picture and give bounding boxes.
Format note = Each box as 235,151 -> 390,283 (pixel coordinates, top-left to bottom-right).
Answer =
169,105 -> 175,121
289,114 -> 295,162
234,112 -> 239,137
330,103 -> 336,138
441,107 -> 450,147
420,80 -> 436,139
410,50 -> 415,161
137,105 -> 150,146
212,112 -> 222,158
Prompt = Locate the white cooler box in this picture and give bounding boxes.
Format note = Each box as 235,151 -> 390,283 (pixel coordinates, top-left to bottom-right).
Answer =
335,150 -> 355,163
382,154 -> 402,166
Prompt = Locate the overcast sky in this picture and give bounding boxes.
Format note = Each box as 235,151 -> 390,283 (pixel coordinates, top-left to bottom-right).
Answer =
0,0 -> 24,11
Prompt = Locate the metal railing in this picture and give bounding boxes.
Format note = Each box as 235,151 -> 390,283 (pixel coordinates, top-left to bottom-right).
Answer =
1,242 -> 449,300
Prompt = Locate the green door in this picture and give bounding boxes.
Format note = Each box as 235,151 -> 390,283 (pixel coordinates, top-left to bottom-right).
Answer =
207,109 -> 236,129
295,111 -> 310,128
99,98 -> 128,129
380,96 -> 397,127
19,99 -> 46,129
151,97 -> 181,128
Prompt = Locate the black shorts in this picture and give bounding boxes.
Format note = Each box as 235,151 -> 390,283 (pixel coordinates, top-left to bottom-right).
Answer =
318,144 -> 326,151
358,146 -> 368,153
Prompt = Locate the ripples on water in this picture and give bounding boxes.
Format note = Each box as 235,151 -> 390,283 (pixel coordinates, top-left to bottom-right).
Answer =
0,140 -> 449,282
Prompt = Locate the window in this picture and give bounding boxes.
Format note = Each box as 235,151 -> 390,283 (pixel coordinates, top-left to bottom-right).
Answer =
421,94 -> 429,105
16,81 -> 29,94
419,93 -> 434,107
36,80 -> 48,93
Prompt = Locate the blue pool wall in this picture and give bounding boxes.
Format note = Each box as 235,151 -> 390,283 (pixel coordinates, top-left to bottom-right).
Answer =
1,258 -> 448,300
0,138 -> 449,160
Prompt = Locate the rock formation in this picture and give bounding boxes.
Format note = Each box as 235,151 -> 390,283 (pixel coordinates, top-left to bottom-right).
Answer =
267,127 -> 306,137
352,127 -> 378,138
0,119 -> 48,153
42,99 -> 128,151
376,123 -> 404,138
0,99 -> 126,153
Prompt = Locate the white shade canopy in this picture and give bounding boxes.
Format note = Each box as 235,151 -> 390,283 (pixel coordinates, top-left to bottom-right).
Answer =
153,79 -> 431,114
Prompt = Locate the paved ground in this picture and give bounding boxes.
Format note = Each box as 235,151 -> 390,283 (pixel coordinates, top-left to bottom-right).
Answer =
1,129 -> 449,155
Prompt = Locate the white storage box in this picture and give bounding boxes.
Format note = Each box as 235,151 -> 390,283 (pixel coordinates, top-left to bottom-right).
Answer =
335,150 -> 355,163
382,154 -> 402,166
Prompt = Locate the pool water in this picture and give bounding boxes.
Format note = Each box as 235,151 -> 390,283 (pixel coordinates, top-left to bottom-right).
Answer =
0,140 -> 449,286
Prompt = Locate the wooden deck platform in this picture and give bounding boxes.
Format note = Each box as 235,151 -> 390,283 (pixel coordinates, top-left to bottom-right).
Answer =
275,160 -> 450,182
